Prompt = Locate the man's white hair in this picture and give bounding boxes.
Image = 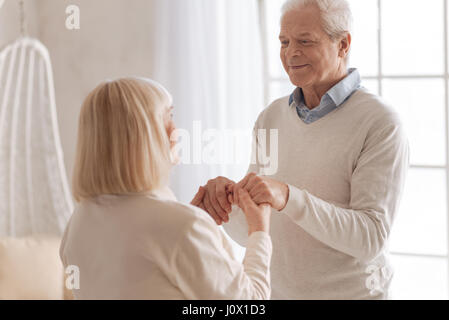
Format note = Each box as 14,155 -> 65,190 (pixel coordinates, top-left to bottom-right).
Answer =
281,0 -> 353,41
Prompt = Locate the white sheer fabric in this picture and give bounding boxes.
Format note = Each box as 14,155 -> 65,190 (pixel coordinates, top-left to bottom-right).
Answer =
149,0 -> 265,203
0,37 -> 73,237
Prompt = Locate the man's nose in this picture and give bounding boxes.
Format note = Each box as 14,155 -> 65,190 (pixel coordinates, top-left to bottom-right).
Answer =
285,43 -> 303,58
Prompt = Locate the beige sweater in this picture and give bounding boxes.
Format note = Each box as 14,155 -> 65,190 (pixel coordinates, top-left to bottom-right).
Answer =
224,87 -> 410,300
59,188 -> 272,300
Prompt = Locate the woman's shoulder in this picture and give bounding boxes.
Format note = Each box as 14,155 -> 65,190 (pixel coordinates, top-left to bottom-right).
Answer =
132,194 -> 217,230
75,191 -> 219,247
128,195 -> 223,257
153,196 -> 212,220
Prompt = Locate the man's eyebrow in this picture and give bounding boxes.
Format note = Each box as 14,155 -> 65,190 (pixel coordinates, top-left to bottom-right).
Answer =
279,32 -> 313,39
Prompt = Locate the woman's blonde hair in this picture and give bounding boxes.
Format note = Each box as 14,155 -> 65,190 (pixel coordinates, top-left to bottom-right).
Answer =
72,77 -> 173,202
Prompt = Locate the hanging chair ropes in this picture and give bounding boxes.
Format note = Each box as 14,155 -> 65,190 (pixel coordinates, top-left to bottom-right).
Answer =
0,1 -> 73,237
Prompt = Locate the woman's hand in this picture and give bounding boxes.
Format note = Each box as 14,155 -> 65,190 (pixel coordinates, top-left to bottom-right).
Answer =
235,187 -> 271,236
191,177 -> 235,225
191,186 -> 206,208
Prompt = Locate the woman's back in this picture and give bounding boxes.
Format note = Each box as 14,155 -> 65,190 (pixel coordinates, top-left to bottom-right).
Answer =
62,78 -> 272,300
60,189 -> 272,300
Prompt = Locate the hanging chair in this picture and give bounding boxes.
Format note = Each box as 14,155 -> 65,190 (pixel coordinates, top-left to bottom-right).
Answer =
0,36 -> 73,237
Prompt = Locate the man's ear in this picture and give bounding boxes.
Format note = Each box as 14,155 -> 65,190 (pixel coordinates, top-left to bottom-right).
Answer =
339,33 -> 352,58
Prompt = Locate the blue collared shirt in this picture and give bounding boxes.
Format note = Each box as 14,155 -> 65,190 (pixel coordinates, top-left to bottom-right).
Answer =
289,68 -> 362,124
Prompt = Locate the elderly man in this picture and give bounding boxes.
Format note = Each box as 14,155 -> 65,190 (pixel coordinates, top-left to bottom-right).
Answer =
193,0 -> 409,300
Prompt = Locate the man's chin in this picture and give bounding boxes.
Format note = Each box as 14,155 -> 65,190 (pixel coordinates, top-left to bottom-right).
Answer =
289,76 -> 312,88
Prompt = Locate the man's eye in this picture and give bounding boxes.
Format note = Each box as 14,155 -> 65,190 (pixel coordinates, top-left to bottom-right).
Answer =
281,41 -> 289,46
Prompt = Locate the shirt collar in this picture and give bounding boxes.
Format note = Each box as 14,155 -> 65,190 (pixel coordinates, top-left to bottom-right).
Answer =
289,68 -> 361,109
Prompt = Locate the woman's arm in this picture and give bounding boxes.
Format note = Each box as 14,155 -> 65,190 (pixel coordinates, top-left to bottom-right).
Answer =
170,217 -> 272,300
171,191 -> 272,300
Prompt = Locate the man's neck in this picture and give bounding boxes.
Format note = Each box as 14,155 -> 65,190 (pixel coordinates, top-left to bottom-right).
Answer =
302,68 -> 349,110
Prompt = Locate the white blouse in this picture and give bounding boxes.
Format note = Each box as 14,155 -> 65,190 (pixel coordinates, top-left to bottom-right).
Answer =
59,188 -> 272,300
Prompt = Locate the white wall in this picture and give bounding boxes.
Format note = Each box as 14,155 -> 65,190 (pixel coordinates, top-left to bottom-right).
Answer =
1,0 -> 158,188
0,0 -> 38,44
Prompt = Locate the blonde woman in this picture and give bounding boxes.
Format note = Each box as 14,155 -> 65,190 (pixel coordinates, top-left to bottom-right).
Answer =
59,77 -> 272,300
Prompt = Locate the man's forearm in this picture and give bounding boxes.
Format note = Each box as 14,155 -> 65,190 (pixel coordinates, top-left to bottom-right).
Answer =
280,184 -> 389,262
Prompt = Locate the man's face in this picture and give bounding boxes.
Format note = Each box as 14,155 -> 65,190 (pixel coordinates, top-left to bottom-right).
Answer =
280,5 -> 343,89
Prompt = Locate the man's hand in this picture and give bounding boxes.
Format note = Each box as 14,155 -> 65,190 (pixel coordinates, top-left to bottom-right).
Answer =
230,173 -> 289,211
191,177 -> 235,225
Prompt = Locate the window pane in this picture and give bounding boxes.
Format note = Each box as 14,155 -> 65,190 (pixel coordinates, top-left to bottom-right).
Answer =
382,79 -> 446,166
390,255 -> 448,300
269,81 -> 296,104
361,79 -> 379,95
347,0 -> 379,76
265,0 -> 285,79
389,169 -> 447,256
382,0 -> 444,75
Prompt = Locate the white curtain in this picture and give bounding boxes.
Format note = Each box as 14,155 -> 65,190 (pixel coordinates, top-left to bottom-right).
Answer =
149,0 -> 265,203
0,38 -> 73,237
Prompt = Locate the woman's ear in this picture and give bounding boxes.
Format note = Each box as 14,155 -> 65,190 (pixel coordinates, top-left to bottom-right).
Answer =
339,33 -> 352,58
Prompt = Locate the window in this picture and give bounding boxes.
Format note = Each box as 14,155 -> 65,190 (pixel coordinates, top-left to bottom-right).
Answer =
259,0 -> 449,299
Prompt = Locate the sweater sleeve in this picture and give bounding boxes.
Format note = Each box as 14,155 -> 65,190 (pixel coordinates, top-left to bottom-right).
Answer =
170,215 -> 272,300
280,119 -> 410,262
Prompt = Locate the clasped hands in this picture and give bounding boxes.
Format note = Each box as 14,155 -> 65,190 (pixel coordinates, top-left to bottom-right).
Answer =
191,173 -> 289,235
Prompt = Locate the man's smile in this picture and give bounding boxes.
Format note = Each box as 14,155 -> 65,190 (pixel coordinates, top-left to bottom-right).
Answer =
289,64 -> 310,70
